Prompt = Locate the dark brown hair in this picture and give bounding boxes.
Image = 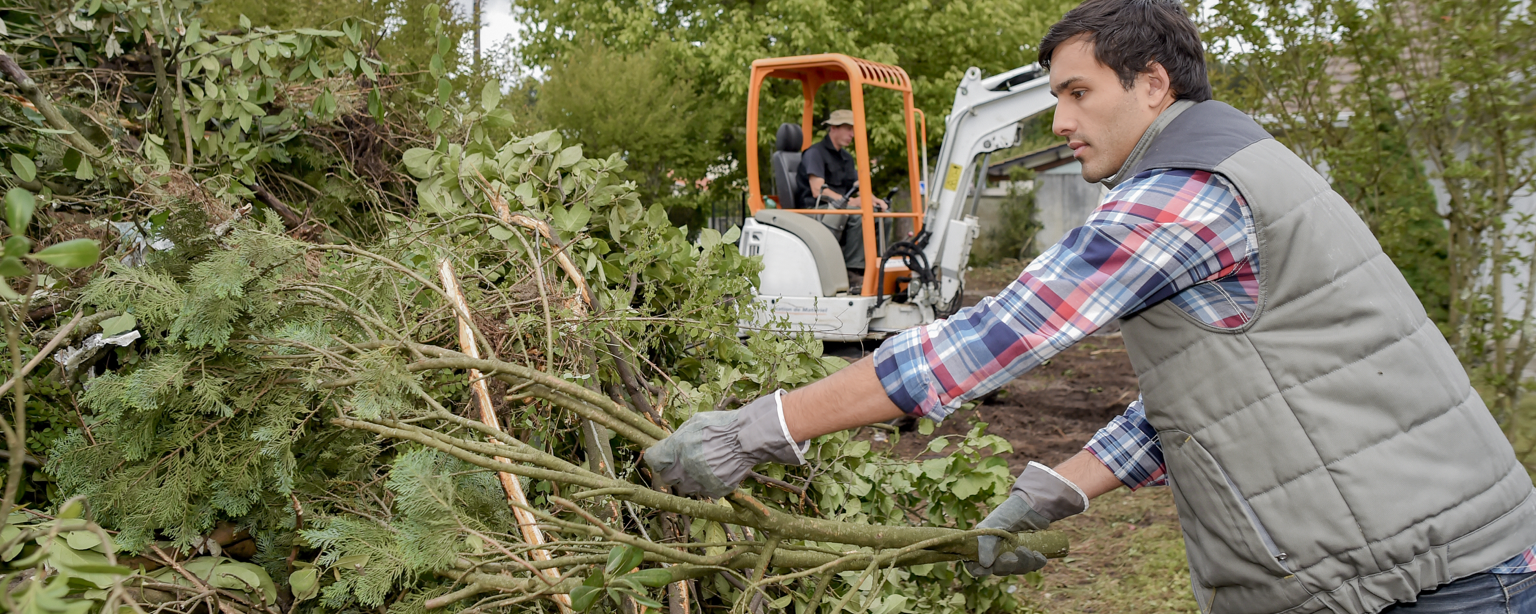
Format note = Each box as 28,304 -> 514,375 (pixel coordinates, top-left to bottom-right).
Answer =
1038,0 -> 1212,102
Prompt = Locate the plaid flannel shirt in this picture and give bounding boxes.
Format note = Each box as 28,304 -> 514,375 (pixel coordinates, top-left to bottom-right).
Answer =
871,167 -> 1536,574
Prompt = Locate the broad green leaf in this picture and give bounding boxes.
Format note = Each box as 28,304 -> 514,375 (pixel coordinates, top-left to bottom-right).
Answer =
617,588 -> 663,609
74,157 -> 94,180
625,568 -> 673,588
289,567 -> 319,600
481,78 -> 502,111
569,585 -> 601,612
5,188 -> 35,234
952,474 -> 988,499
555,145 -> 583,169
918,419 -> 935,435
604,544 -> 644,577
58,500 -> 85,519
10,154 -> 36,182
48,543 -> 114,588
98,313 -> 136,337
29,239 -> 100,269
401,148 -> 439,178
489,225 -> 515,241
4,237 -> 31,258
0,257 -> 27,277
64,530 -> 101,551
69,564 -> 131,575
208,561 -> 277,603
335,553 -> 369,570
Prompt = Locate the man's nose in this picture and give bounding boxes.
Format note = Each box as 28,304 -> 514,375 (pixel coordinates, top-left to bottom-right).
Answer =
1052,105 -> 1074,137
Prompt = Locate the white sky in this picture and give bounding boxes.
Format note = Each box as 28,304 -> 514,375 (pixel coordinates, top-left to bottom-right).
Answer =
451,0 -> 528,78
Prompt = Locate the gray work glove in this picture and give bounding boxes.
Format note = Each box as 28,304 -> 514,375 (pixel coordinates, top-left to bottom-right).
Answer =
644,391 -> 808,499
965,462 -> 1088,576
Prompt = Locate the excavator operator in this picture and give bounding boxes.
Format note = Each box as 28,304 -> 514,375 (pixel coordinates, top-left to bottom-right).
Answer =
791,109 -> 887,291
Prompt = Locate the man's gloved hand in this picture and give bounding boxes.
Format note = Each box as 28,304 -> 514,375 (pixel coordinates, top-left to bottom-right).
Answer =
644,391 -> 807,499
965,462 -> 1089,577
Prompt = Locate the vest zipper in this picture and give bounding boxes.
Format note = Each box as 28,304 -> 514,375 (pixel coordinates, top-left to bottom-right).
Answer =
1216,465 -> 1294,574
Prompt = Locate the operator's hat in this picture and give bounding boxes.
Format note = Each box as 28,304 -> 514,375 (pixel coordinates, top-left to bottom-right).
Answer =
823,109 -> 855,126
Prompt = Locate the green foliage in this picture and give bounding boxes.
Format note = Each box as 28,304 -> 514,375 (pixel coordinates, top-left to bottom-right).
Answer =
514,0 -> 1079,203
1,2 -> 1068,613
1203,0 -> 1536,430
533,45 -> 731,211
972,167 -> 1042,267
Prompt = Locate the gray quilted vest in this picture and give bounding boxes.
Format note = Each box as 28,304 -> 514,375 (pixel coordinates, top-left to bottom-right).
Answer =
1113,100 -> 1536,614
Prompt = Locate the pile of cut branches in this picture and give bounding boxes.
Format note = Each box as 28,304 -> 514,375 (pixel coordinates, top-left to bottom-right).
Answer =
0,1 -> 1066,613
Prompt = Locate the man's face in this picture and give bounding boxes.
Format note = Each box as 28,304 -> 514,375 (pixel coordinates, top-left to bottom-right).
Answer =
1050,36 -> 1174,182
828,124 -> 856,149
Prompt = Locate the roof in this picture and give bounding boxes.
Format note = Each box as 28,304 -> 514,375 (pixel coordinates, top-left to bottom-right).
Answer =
985,143 -> 1075,179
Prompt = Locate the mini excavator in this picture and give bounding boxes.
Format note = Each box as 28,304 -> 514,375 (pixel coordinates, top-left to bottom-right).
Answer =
738,55 -> 1058,340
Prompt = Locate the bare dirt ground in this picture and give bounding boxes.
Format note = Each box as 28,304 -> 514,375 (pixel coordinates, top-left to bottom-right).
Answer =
870,261 -> 1198,612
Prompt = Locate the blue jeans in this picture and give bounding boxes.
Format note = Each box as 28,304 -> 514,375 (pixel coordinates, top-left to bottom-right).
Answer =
1380,572 -> 1536,613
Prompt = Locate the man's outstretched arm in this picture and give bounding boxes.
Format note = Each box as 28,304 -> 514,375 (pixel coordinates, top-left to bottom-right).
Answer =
781,356 -> 903,441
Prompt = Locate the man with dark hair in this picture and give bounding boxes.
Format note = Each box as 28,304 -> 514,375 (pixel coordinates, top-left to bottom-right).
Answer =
646,1 -> 1536,611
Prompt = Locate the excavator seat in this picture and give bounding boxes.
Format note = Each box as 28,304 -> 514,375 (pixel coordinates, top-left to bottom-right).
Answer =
752,209 -> 850,296
769,123 -> 803,208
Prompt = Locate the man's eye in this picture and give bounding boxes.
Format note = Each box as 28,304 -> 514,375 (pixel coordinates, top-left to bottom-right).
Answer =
1072,90 -> 1086,100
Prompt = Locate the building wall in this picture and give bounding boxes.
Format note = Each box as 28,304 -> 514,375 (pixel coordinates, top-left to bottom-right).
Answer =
1033,161 -> 1103,250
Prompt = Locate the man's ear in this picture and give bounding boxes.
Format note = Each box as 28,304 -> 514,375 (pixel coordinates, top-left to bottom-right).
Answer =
1142,61 -> 1175,107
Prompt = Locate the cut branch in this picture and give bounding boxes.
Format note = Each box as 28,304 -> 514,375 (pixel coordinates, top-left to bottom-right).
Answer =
0,48 -> 105,158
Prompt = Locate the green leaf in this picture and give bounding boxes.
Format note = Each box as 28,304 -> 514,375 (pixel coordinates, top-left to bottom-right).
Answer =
624,568 -> 673,588
952,474 -> 988,499
918,419 -> 935,435
58,500 -> 85,519
68,564 -> 131,575
74,157 -> 94,181
489,225 -> 515,241
5,188 -> 35,234
401,148 -> 439,178
64,530 -> 102,551
98,313 -> 136,337
604,544 -> 644,577
4,237 -> 30,258
555,145 -> 584,169
335,553 -> 369,571
621,588 -> 664,609
569,585 -> 602,612
29,239 -> 100,269
10,154 -> 36,182
0,257 -> 26,277
480,79 -> 502,111
289,567 -> 319,601
429,54 -> 444,79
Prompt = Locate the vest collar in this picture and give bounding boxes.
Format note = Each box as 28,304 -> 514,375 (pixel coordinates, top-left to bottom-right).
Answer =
1099,99 -> 1196,190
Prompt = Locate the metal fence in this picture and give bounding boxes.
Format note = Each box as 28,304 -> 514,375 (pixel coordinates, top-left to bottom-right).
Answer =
707,193 -> 749,239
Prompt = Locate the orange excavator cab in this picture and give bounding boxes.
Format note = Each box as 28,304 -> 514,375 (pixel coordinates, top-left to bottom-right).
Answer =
744,54 -> 926,298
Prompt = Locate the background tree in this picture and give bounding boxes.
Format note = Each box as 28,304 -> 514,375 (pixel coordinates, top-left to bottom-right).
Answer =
512,0 -> 1078,213
1203,0 -> 1536,444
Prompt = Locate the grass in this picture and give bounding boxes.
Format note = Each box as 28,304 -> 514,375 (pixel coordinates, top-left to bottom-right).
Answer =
1011,487 -> 1197,613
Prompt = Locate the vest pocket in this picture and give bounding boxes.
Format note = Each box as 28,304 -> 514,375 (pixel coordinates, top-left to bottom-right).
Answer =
1163,429 -> 1295,588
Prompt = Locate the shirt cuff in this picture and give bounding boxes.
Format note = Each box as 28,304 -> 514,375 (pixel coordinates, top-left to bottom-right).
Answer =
872,326 -> 954,422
